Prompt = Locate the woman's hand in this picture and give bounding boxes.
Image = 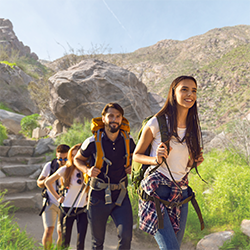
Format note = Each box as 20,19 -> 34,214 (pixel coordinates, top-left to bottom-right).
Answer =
156,142 -> 172,165
57,196 -> 65,204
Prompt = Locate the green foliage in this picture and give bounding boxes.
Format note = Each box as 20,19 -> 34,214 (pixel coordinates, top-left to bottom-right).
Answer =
127,179 -> 140,225
184,149 -> 250,244
55,120 -> 92,148
0,60 -> 17,68
0,123 -> 8,145
20,114 -> 40,138
0,192 -> 39,250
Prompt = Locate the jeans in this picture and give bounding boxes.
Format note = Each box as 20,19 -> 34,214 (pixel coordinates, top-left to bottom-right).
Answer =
60,207 -> 88,250
88,194 -> 133,250
154,185 -> 189,250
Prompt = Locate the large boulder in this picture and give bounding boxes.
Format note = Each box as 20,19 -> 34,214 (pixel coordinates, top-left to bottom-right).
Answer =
49,59 -> 163,128
0,109 -> 25,134
0,63 -> 39,115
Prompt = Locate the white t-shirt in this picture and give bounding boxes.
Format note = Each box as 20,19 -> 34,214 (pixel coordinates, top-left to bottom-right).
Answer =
57,166 -> 87,208
39,161 -> 59,206
145,116 -> 190,181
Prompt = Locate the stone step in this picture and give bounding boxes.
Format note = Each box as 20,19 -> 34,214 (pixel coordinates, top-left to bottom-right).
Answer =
0,154 -> 53,166
3,191 -> 42,212
0,176 -> 40,194
1,164 -> 42,177
4,138 -> 37,147
7,145 -> 34,157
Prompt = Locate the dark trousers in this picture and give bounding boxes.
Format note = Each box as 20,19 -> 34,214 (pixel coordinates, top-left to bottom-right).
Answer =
60,207 -> 88,250
87,194 -> 133,250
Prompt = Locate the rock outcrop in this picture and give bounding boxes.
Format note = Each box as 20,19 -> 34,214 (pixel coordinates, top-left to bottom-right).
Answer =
0,18 -> 38,60
196,231 -> 234,250
0,109 -> 25,134
0,63 -> 39,115
49,59 -> 163,128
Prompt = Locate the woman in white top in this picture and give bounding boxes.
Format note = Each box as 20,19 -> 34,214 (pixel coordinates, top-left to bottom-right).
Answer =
45,143 -> 88,250
133,76 -> 204,250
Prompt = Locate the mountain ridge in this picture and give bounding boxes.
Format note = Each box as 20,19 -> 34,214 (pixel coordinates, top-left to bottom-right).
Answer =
1,20 -> 249,130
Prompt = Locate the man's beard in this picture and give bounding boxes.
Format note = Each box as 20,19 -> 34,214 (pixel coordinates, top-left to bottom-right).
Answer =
105,122 -> 121,133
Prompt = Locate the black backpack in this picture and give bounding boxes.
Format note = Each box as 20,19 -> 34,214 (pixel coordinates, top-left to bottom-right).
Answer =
39,159 -> 60,216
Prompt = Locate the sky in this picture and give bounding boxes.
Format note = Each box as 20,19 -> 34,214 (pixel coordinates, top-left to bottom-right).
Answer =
1,0 -> 250,61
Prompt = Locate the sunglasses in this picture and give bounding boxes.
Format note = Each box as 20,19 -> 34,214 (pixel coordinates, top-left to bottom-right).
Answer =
76,172 -> 82,185
58,158 -> 68,162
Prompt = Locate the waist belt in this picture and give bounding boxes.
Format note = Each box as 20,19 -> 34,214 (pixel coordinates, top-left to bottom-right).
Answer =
138,186 -> 204,231
89,176 -> 127,206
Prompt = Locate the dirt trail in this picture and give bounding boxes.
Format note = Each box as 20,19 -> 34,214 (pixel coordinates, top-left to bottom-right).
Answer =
13,211 -> 157,250
14,211 -> 195,250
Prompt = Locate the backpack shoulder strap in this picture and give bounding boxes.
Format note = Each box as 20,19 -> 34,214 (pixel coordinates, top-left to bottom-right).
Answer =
50,159 -> 59,175
50,158 -> 60,191
94,129 -> 105,170
120,130 -> 130,168
156,114 -> 169,148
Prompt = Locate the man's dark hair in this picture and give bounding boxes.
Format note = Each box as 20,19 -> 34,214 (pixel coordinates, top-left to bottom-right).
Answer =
102,103 -> 124,116
56,144 -> 70,153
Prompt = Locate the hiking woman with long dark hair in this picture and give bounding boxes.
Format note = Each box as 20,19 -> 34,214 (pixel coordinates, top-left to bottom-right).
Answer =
133,76 -> 204,250
45,143 -> 88,250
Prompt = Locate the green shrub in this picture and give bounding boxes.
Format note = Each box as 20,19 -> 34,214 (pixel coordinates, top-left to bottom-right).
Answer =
55,120 -> 92,148
20,114 -> 40,138
0,123 -> 8,145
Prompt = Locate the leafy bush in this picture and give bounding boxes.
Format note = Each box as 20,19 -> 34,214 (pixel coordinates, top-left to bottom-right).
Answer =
0,123 -> 8,145
20,114 -> 40,138
55,120 -> 92,147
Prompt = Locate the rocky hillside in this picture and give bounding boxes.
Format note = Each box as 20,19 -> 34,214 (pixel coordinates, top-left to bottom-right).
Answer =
47,25 -> 250,130
1,19 -> 249,131
0,18 -> 38,60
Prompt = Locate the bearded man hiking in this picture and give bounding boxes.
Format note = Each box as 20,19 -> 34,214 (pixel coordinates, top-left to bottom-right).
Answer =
74,102 -> 136,250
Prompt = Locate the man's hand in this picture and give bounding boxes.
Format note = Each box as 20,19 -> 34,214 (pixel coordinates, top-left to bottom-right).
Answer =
124,165 -> 131,174
87,166 -> 101,177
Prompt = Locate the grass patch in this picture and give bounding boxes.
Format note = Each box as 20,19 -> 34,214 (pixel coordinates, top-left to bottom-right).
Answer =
0,192 -> 39,249
184,149 -> 250,246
